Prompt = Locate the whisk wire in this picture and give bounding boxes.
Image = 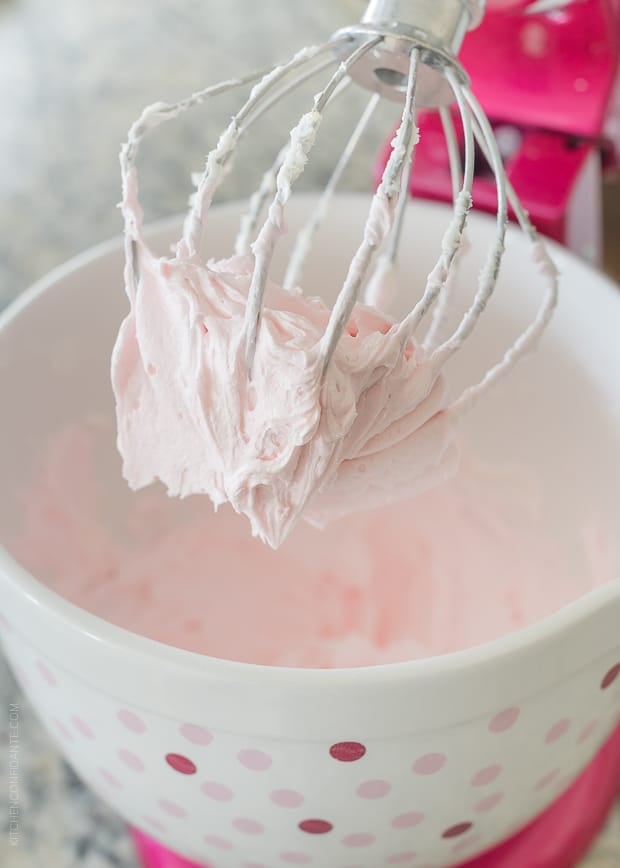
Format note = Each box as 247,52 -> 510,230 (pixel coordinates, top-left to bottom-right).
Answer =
422,104 -> 468,350
384,109 -> 418,268
319,46 -> 421,373
120,67 -> 279,180
441,106 -> 464,203
396,65 -> 475,348
362,89 -> 419,313
450,100 -> 559,414
284,88 -> 380,291
430,83 -> 508,370
236,74 -> 355,259
183,41 -> 347,258
243,36 -> 382,375
235,148 -> 285,257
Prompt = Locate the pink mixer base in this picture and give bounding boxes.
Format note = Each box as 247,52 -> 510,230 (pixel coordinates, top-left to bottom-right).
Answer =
130,722 -> 620,868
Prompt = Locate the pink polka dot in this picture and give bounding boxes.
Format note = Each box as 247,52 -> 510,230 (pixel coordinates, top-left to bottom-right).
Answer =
13,666 -> 28,687
0,612 -> 13,633
387,852 -> 417,864
535,768 -> 560,790
545,719 -> 571,744
179,723 -> 213,745
158,799 -> 187,818
280,852 -> 311,864
99,769 -> 123,790
342,833 -> 375,847
202,781 -> 234,801
53,718 -> 73,741
298,819 -> 333,834
143,816 -> 165,833
72,716 -> 95,740
329,741 -> 366,762
475,792 -> 504,813
37,660 -> 58,686
555,773 -> 573,792
489,707 -> 520,733
357,779 -> 391,799
118,748 -> 145,772
271,789 -> 304,808
442,822 -> 473,839
452,834 -> 481,856
238,749 -> 272,771
601,663 -> 620,690
204,834 -> 233,850
578,721 -> 598,744
392,811 -> 424,829
117,709 -> 147,734
471,764 -> 502,787
233,818 -> 264,835
165,753 -> 197,775
413,753 -> 446,775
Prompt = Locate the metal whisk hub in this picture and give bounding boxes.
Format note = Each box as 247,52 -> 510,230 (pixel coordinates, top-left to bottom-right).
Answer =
333,0 -> 479,106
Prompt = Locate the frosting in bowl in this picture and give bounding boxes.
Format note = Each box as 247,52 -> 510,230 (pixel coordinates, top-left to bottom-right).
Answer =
112,233 -> 456,548
10,422 -> 614,666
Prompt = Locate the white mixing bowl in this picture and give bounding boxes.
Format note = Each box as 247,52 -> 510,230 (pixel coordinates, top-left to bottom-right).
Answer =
0,196 -> 619,867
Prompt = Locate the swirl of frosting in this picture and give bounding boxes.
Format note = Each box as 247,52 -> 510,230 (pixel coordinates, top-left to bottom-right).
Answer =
112,237 -> 456,548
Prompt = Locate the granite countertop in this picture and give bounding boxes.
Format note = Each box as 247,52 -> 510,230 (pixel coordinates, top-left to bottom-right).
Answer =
0,1 -> 619,865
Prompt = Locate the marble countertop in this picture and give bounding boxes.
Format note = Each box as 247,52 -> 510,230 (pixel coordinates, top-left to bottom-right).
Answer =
0,1 -> 619,865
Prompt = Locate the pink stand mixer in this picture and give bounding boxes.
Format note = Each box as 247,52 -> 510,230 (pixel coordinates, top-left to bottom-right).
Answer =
377,0 -> 620,263
0,2 -> 618,868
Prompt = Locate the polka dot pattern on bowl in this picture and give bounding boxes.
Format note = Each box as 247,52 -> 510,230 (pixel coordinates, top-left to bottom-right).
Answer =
6,637 -> 619,867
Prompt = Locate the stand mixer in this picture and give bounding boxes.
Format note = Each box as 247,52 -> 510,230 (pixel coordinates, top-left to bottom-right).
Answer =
0,1 -> 618,868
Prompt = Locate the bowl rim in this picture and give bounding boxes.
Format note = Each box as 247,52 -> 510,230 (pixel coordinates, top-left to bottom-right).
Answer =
1,197 -> 619,689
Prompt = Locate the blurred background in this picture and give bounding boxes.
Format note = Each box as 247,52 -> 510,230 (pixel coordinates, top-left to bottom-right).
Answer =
0,0 -> 619,866
0,0 -> 383,308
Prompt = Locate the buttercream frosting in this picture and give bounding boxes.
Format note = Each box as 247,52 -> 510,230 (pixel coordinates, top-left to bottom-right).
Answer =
112,57 -> 558,548
9,422 -> 615,666
113,76 -> 458,550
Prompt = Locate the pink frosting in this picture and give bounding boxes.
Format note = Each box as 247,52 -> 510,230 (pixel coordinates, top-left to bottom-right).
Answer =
112,207 -> 456,547
9,424 -> 614,667
112,60 -> 558,549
